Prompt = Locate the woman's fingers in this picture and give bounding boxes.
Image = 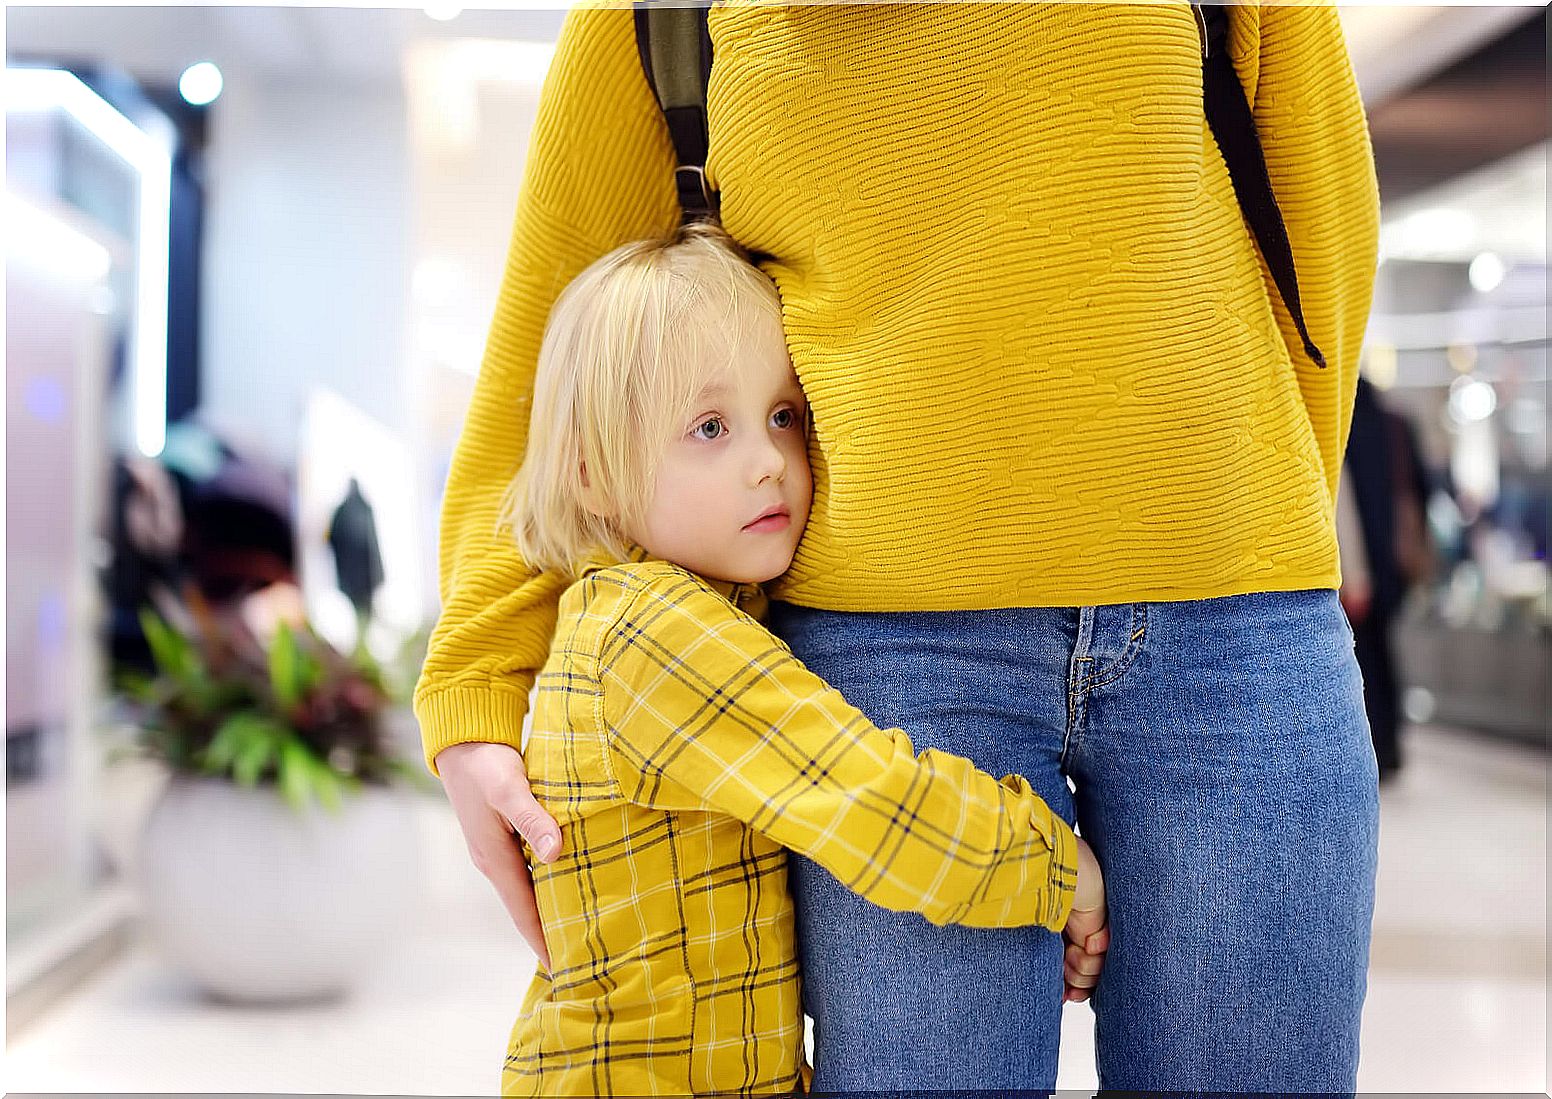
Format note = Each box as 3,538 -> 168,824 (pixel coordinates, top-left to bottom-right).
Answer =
439,741 -> 563,862
435,741 -> 561,967
477,814 -> 552,970
486,767 -> 563,864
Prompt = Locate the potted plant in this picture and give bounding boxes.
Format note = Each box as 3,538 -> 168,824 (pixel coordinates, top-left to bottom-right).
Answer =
114,587 -> 433,1004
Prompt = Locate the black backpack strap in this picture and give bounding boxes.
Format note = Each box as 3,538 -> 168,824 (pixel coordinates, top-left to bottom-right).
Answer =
633,1 -> 718,224
1195,2 -> 1326,368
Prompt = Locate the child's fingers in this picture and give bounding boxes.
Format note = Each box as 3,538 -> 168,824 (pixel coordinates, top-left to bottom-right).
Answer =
1064,942 -> 1104,1003
1064,941 -> 1104,981
1061,898 -> 1107,948
1084,926 -> 1110,955
1063,975 -> 1096,1002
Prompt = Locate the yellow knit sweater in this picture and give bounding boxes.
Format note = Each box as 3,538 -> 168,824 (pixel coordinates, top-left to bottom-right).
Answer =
415,1 -> 1380,772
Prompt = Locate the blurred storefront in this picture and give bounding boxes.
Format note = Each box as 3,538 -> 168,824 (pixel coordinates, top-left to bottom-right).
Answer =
6,6 -> 567,998
7,62 -> 167,998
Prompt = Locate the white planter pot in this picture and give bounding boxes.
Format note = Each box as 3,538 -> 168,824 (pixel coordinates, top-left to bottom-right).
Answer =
137,774 -> 419,1004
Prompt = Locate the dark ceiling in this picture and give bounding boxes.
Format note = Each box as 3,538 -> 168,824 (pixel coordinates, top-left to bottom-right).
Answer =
1368,6 -> 1548,206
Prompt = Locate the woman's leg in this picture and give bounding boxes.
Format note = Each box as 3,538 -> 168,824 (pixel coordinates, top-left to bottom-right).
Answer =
1066,588 -> 1380,1090
767,603 -> 1076,1091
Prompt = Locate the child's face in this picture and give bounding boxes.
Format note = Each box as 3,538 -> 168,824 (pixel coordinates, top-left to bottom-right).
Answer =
627,307 -> 813,585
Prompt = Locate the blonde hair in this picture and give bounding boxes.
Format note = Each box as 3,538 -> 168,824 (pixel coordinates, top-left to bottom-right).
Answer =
502,221 -> 784,574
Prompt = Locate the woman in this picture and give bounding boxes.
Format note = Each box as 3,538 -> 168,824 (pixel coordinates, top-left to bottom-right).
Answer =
419,3 -> 1380,1089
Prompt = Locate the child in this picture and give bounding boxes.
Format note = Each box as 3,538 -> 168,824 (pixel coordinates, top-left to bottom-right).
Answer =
499,222 -> 1106,1096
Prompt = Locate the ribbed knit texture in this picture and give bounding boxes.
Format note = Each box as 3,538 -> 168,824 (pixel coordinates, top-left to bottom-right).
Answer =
415,1 -> 1380,773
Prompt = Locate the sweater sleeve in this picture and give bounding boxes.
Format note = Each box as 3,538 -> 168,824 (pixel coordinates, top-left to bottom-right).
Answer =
412,6 -> 680,775
598,566 -> 1079,931
1231,2 -> 1382,503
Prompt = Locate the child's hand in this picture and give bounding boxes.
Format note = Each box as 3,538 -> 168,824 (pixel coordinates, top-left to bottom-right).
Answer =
1062,836 -> 1109,1004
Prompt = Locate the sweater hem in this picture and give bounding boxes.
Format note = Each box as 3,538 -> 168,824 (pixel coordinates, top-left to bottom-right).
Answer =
769,568 -> 1344,614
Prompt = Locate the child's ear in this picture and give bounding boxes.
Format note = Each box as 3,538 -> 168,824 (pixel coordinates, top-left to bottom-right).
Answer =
578,461 -> 609,519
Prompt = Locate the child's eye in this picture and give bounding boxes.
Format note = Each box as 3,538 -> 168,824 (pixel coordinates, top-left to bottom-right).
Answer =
692,417 -> 725,441
771,407 -> 804,430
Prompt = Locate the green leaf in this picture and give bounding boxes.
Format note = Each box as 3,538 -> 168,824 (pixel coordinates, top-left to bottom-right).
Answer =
296,640 -> 325,696
233,727 -> 281,787
116,669 -> 158,704
185,668 -> 243,720
203,713 -> 253,772
277,737 -> 316,812
269,624 -> 305,709
308,758 -> 346,814
139,609 -> 199,683
201,713 -> 287,784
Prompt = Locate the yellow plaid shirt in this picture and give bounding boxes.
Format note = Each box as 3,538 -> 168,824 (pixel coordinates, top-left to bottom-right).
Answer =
504,550 -> 1078,1096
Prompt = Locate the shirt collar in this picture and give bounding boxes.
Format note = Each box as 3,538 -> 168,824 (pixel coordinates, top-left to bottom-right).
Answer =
575,543 -> 769,617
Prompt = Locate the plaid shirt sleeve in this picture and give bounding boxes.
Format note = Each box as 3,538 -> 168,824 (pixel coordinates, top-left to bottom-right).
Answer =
597,565 -> 1079,930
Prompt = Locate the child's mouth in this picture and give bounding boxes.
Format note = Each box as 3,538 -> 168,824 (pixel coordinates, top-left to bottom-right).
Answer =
743,508 -> 790,533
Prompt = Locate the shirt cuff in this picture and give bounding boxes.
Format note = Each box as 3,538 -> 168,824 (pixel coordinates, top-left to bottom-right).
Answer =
1043,809 -> 1080,933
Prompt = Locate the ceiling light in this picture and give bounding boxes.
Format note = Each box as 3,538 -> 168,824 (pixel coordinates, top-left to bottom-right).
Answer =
178,61 -> 223,107
1468,251 -> 1506,294
1448,376 -> 1497,424
5,193 -> 113,282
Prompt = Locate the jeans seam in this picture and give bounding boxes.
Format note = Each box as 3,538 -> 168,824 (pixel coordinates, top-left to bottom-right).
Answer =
1078,603 -> 1149,693
1060,608 -> 1093,770
1061,686 -> 1083,772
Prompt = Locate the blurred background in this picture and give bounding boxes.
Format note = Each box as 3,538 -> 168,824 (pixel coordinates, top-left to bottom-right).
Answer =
3,3 -> 1547,1093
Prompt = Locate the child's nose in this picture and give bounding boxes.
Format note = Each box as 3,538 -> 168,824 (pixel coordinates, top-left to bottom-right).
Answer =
751,435 -> 787,485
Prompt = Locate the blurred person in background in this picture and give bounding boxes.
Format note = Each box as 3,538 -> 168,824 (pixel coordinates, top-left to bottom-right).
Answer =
327,477 -> 385,638
417,4 -> 1382,1091
1339,376 -> 1436,780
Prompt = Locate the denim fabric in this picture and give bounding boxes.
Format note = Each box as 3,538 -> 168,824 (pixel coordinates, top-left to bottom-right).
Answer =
767,588 -> 1379,1092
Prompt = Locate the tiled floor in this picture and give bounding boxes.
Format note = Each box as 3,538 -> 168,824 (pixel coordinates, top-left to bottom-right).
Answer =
5,724 -> 1546,1094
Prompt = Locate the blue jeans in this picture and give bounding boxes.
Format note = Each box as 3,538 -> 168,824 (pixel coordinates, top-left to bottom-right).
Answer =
767,588 -> 1379,1092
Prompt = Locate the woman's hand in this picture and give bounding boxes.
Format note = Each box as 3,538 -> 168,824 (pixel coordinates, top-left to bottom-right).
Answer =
435,741 -> 563,969
1062,836 -> 1110,1004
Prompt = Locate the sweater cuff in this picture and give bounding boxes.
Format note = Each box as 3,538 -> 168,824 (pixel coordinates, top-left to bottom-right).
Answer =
414,685 -> 532,778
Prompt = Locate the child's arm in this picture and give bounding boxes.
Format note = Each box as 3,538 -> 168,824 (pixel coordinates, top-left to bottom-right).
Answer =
598,566 -> 1079,930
